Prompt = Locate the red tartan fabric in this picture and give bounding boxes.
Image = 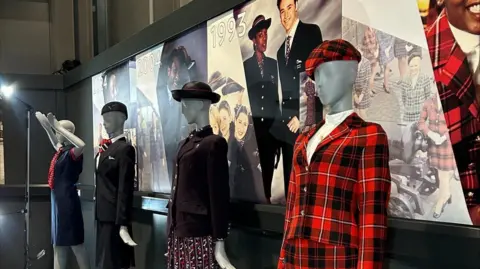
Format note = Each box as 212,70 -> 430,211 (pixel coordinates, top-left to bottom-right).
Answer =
279,239 -> 358,269
279,113 -> 390,269
48,149 -> 62,189
418,95 -> 456,171
305,39 -> 361,79
425,10 -> 480,204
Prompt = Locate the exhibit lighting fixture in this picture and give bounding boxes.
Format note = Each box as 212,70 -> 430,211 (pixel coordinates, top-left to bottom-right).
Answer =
0,84 -> 45,269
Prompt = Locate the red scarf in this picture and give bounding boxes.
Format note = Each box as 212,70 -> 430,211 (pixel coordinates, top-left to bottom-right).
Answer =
99,138 -> 112,153
48,149 -> 62,189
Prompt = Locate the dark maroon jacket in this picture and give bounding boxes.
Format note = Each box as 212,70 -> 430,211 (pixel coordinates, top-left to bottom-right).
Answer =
167,126 -> 230,239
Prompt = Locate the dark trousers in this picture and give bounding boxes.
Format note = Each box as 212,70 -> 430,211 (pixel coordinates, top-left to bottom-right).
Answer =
279,136 -> 295,198
256,132 -> 278,200
96,222 -> 135,269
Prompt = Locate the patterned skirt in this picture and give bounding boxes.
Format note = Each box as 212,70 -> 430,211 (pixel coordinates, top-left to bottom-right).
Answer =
167,232 -> 219,269
281,239 -> 358,269
428,139 -> 456,171
393,38 -> 408,58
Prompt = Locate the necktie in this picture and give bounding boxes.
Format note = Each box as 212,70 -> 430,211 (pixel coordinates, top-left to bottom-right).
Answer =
48,149 -> 62,189
304,80 -> 316,126
285,36 -> 292,65
99,138 -> 112,153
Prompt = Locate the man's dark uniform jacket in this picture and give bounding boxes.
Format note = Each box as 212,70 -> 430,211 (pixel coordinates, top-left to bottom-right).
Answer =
95,137 -> 136,269
167,126 -> 230,239
276,21 -> 323,196
277,21 -> 323,142
95,137 -> 135,224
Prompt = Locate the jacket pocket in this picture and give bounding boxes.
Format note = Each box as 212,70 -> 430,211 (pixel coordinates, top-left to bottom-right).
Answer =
177,201 -> 208,215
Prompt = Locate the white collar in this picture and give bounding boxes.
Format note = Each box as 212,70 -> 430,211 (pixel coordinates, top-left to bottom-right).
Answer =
111,133 -> 126,143
325,109 -> 354,126
287,18 -> 300,38
449,23 -> 480,53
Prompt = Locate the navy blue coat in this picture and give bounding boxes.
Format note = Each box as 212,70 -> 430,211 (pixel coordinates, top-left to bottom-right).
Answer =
51,145 -> 84,246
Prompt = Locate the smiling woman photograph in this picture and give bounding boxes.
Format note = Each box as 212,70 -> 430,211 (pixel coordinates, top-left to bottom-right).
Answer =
422,0 -> 480,225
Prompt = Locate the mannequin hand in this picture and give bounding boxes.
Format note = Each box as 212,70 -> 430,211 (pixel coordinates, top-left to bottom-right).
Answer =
287,117 -> 300,133
47,113 -> 61,130
119,226 -> 137,246
214,241 -> 236,269
35,112 -> 50,127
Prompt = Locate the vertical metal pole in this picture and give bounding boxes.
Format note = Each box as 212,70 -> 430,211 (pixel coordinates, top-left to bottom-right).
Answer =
95,0 -> 109,53
73,0 -> 80,60
24,110 -> 31,269
149,0 -> 154,24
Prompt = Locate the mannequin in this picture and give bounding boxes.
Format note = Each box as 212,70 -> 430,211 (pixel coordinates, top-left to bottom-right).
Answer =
34,112 -> 90,269
278,40 -> 391,269
95,101 -> 136,269
166,81 -> 235,269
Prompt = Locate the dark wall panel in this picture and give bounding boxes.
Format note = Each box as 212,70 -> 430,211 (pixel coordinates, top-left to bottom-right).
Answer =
3,88 -> 65,185
65,79 -> 94,186
0,197 -> 53,269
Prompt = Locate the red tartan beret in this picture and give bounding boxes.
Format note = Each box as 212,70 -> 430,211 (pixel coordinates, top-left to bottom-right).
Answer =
305,39 -> 361,79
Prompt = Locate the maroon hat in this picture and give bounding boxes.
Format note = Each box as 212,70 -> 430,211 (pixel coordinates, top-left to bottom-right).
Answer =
305,39 -> 361,79
248,15 -> 272,40
172,81 -> 221,104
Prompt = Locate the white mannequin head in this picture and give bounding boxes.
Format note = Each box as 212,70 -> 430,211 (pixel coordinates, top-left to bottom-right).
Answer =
314,60 -> 358,114
181,98 -> 212,127
56,120 -> 75,144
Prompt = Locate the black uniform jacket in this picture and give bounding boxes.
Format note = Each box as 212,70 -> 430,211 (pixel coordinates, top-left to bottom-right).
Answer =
243,54 -> 281,137
95,138 -> 136,226
277,21 -> 323,142
167,126 -> 230,239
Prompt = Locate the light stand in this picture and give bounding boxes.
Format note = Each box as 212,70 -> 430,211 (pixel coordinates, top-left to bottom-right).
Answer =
0,88 -> 45,269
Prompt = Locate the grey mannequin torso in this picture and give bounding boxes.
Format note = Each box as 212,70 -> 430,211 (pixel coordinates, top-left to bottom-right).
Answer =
307,61 -> 359,158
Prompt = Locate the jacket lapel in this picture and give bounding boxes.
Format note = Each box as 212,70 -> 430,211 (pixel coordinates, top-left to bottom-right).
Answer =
306,113 -> 360,156
430,10 -> 478,118
177,136 -> 201,160
99,140 -> 121,165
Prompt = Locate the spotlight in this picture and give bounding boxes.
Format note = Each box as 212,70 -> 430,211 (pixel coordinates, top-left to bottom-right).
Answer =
1,85 -> 14,98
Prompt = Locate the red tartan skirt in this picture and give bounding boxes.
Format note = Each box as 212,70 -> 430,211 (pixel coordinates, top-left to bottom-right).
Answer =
428,141 -> 456,171
280,239 -> 358,269
167,232 -> 219,269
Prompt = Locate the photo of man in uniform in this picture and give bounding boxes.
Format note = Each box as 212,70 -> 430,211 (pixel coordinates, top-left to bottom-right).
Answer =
275,0 -> 323,196
156,47 -> 190,183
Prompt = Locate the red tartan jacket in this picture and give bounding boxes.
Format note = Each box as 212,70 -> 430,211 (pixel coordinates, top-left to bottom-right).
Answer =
425,10 -> 480,204
279,113 -> 391,269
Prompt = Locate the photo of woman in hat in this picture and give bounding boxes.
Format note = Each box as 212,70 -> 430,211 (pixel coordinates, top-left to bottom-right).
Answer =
242,14 -> 281,203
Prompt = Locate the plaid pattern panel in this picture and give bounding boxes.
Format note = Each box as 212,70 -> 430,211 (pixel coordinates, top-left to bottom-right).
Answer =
425,10 -> 480,191
376,31 -> 395,66
280,239 -> 358,269
305,39 -> 361,78
417,95 -> 456,171
362,28 -> 379,64
400,73 -> 433,122
354,58 -> 372,110
279,113 -> 390,269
